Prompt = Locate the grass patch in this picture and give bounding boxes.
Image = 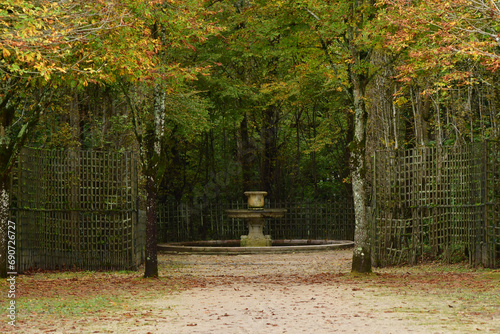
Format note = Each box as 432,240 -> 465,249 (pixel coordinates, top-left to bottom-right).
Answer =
18,295 -> 124,318
339,265 -> 500,333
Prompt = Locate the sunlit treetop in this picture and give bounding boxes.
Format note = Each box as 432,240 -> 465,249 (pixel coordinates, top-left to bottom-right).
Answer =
379,0 -> 500,89
0,0 -> 220,87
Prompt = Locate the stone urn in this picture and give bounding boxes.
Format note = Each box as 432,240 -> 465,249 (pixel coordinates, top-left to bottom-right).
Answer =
244,191 -> 267,209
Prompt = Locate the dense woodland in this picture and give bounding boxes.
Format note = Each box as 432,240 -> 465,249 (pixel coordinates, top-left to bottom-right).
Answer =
1,0 -> 499,276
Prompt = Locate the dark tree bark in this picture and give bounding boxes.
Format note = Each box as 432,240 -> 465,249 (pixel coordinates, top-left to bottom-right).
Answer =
260,105 -> 280,199
144,175 -> 158,278
239,113 -> 255,191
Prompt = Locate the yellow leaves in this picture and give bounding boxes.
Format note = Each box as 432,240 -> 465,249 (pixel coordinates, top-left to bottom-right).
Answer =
0,0 -> 219,86
260,81 -> 289,94
32,62 -> 51,81
24,52 -> 34,63
394,96 -> 408,107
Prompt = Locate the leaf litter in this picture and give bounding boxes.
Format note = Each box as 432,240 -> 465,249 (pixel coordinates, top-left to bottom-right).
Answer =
0,249 -> 498,333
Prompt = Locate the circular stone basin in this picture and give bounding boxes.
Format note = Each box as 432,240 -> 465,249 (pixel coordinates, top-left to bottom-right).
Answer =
158,239 -> 354,254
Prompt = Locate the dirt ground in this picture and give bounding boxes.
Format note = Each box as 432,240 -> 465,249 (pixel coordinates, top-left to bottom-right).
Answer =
144,250 -> 498,334
7,249 -> 500,333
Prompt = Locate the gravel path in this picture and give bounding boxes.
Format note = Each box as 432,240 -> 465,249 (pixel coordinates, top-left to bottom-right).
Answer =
23,249 -> 497,334
153,282 -> 430,334
158,249 -> 354,278
121,249 -> 478,334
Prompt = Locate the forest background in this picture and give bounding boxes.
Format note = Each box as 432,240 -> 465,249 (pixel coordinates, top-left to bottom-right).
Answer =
1,0 -> 499,276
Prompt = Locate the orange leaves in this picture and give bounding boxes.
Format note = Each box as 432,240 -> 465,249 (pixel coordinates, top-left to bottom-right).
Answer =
0,0 -> 219,89
0,0 -> 151,84
381,0 -> 500,87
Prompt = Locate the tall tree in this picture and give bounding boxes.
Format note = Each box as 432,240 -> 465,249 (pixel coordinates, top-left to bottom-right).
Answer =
0,0 -> 155,278
120,0 -> 218,278
304,0 -> 379,273
343,0 -> 378,274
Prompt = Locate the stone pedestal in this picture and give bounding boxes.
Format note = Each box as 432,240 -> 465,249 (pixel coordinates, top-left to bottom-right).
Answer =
240,216 -> 272,247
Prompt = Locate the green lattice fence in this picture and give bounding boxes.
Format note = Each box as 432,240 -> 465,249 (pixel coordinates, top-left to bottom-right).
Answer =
157,198 -> 355,243
372,142 -> 500,268
10,148 -> 144,272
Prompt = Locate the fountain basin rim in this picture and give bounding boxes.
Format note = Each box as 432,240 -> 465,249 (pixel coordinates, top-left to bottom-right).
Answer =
158,239 -> 354,254
226,208 -> 287,218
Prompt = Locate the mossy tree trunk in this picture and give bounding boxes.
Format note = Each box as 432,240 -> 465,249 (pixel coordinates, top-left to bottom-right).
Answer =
142,80 -> 166,278
350,77 -> 371,273
346,0 -> 374,274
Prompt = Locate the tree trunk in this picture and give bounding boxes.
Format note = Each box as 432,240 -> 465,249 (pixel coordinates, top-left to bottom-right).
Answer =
261,105 -> 279,198
350,75 -> 372,274
144,175 -> 158,278
239,113 -> 255,191
0,174 -> 10,278
142,79 -> 164,278
346,0 -> 374,274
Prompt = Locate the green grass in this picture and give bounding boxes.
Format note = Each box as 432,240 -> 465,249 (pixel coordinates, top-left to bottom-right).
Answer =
17,295 -> 124,318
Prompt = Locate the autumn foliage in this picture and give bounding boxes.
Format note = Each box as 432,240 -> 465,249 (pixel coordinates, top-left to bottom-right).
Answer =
380,0 -> 500,85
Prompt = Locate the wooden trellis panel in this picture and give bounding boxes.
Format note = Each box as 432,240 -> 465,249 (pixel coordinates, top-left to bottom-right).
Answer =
11,148 -> 142,272
485,142 -> 500,268
372,142 -> 499,268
